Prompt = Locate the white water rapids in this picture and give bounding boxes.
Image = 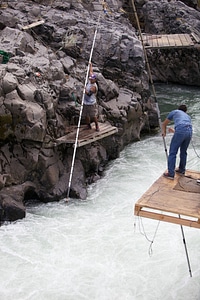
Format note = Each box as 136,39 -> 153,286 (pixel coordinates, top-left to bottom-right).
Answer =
0,84 -> 200,300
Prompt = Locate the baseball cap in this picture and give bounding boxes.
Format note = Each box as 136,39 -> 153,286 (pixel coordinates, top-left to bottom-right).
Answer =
89,74 -> 96,80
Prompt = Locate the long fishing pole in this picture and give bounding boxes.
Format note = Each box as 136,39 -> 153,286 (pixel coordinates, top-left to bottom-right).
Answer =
131,0 -> 192,276
66,15 -> 101,200
179,215 -> 192,277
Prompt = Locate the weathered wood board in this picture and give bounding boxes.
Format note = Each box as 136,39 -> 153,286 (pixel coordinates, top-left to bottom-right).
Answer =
142,33 -> 195,49
55,122 -> 118,147
22,20 -> 45,30
134,170 -> 200,228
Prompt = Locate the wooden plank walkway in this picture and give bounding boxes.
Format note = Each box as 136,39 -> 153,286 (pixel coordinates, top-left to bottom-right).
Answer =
142,33 -> 195,49
55,122 -> 118,147
134,169 -> 200,229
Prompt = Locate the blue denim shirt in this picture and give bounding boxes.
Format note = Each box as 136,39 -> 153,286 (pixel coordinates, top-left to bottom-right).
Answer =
84,82 -> 97,105
167,110 -> 192,131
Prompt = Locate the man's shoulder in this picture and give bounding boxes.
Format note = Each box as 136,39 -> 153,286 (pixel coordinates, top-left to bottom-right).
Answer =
167,109 -> 177,119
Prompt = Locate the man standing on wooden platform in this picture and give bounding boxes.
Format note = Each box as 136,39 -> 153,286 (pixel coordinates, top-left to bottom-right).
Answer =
82,63 -> 100,132
162,104 -> 193,179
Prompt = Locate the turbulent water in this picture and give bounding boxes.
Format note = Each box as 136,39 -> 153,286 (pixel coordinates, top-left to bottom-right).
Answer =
0,84 -> 200,300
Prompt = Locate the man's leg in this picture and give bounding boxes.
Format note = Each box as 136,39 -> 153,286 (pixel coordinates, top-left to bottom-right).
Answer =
85,116 -> 91,129
168,132 -> 183,177
93,116 -> 99,131
91,105 -> 99,131
179,132 -> 192,173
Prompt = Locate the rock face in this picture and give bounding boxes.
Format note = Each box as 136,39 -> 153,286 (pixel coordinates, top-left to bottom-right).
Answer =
0,0 -> 157,222
0,0 -> 199,222
140,0 -> 200,84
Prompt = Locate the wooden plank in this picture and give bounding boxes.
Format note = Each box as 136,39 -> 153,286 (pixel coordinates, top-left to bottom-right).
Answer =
135,176 -> 200,217
135,210 -> 200,229
160,35 -> 170,47
172,34 -> 182,47
76,128 -> 118,147
22,20 -> 45,30
143,35 -> 150,48
134,170 -> 200,229
150,35 -> 157,48
55,122 -> 118,147
191,32 -> 200,43
178,34 -> 191,46
144,33 -> 195,49
154,35 -> 161,48
167,35 -> 173,47
0,3 -> 8,8
143,35 -> 160,49
179,34 -> 188,46
185,33 -> 195,45
144,35 -> 151,48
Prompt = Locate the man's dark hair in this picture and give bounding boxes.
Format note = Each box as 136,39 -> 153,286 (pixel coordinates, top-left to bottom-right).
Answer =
178,104 -> 187,112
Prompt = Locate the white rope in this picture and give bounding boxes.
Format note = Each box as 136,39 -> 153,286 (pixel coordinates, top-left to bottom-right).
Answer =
66,14 -> 101,200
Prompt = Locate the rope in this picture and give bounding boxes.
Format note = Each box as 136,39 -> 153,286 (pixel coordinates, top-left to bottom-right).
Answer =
191,138 -> 200,159
66,14 -> 101,200
136,215 -> 161,256
131,0 -> 192,276
131,0 -> 168,161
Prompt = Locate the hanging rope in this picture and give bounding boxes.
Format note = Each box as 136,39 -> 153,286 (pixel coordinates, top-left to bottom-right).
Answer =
191,138 -> 200,159
137,215 -> 161,257
131,0 -> 192,277
66,14 -> 101,200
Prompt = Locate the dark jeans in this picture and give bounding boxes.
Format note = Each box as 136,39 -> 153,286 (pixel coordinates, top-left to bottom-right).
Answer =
168,126 -> 192,177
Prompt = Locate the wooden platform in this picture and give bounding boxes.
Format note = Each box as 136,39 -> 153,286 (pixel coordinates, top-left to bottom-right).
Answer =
141,33 -> 196,49
55,122 -> 118,147
134,170 -> 200,229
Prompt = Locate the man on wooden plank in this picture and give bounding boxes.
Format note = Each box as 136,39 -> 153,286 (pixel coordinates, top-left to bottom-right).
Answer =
82,63 -> 100,132
162,104 -> 193,179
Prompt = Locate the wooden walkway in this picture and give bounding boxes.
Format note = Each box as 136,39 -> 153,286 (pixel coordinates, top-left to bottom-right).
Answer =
55,122 -> 118,147
141,33 -> 198,49
134,169 -> 200,229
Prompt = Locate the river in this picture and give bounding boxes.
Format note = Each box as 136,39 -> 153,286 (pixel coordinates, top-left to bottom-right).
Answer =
0,84 -> 200,300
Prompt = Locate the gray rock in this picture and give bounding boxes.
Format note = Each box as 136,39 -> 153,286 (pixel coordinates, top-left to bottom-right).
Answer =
2,72 -> 18,94
4,90 -> 47,142
0,27 -> 35,55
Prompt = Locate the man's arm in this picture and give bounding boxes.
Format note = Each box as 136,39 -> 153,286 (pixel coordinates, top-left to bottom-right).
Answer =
89,63 -> 93,76
162,119 -> 170,137
168,127 -> 175,133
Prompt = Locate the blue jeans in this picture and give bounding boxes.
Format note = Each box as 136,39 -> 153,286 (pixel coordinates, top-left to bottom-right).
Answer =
168,126 -> 192,177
